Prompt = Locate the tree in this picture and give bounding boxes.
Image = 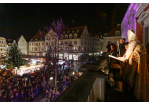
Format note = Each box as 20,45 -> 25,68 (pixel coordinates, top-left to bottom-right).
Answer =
44,18 -> 67,92
4,40 -> 25,69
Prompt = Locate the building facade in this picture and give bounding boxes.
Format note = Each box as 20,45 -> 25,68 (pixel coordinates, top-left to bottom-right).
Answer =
18,35 -> 29,55
121,3 -> 149,45
0,37 -> 7,57
103,24 -> 121,52
29,31 -> 46,56
45,26 -> 101,61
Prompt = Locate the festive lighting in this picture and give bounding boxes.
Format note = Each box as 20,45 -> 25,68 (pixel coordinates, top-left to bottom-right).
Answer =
121,3 -> 139,42
31,59 -> 37,64
50,77 -> 53,80
73,72 -> 74,75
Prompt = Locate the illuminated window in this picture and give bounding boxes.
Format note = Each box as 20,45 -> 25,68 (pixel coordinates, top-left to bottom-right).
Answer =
74,33 -> 77,38
69,34 -> 73,39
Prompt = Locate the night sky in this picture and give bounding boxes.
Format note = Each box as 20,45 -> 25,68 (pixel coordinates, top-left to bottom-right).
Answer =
0,3 -> 129,40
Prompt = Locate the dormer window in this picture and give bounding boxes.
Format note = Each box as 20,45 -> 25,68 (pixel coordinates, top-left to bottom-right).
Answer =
65,34 -> 68,39
74,33 -> 78,38
67,31 -> 69,34
69,34 -> 73,39
115,31 -> 120,36
77,30 -> 79,33
72,30 -> 74,33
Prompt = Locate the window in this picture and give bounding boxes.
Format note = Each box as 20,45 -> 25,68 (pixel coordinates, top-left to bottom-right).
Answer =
88,47 -> 89,51
2,41 -> 3,43
1,49 -> 2,51
85,42 -> 86,45
74,33 -> 77,38
35,47 -> 37,51
69,41 -> 72,45
39,43 -> 40,45
88,42 -> 89,45
77,30 -> 79,33
4,45 -> 5,47
0,41 -> 1,43
74,47 -> 75,50
1,45 -> 2,47
76,47 -> 78,50
65,34 -> 68,39
74,41 -> 77,44
69,34 -> 73,39
115,31 -> 120,36
65,41 -> 67,45
72,30 -> 74,33
42,43 -> 44,45
46,42 -> 48,45
81,41 -> 83,45
46,38 -> 48,40
32,43 -> 33,46
84,47 -> 86,51
82,36 -> 83,39
32,47 -> 33,51
52,37 -> 54,40
49,38 -> 51,40
67,31 -> 70,34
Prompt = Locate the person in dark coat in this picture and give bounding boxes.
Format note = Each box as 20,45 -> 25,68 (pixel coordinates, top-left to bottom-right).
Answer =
20,91 -> 25,102
109,43 -> 119,64
3,95 -> 7,102
10,95 -> 14,102
15,93 -> 19,102
0,93 -> 3,102
119,38 -> 126,57
106,41 -> 111,52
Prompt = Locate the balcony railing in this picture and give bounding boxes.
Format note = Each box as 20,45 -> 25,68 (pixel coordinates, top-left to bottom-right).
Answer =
54,58 -> 108,102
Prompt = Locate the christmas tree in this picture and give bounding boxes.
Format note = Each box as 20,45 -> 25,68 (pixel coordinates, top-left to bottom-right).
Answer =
4,40 -> 25,69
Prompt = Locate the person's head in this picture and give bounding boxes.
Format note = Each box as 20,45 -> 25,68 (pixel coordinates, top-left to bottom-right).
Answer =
11,95 -> 13,98
110,43 -> 117,50
127,29 -> 137,42
16,93 -> 18,96
120,38 -> 125,44
125,42 -> 129,50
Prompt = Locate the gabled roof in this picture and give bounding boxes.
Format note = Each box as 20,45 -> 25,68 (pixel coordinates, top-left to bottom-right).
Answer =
62,26 -> 86,38
30,30 -> 47,41
104,25 -> 121,37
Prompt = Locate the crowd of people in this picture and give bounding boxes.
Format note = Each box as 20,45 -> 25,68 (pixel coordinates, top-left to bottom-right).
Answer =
0,63 -> 80,102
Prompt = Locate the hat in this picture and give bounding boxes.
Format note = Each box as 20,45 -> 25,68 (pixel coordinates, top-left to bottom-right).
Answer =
127,30 -> 137,41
